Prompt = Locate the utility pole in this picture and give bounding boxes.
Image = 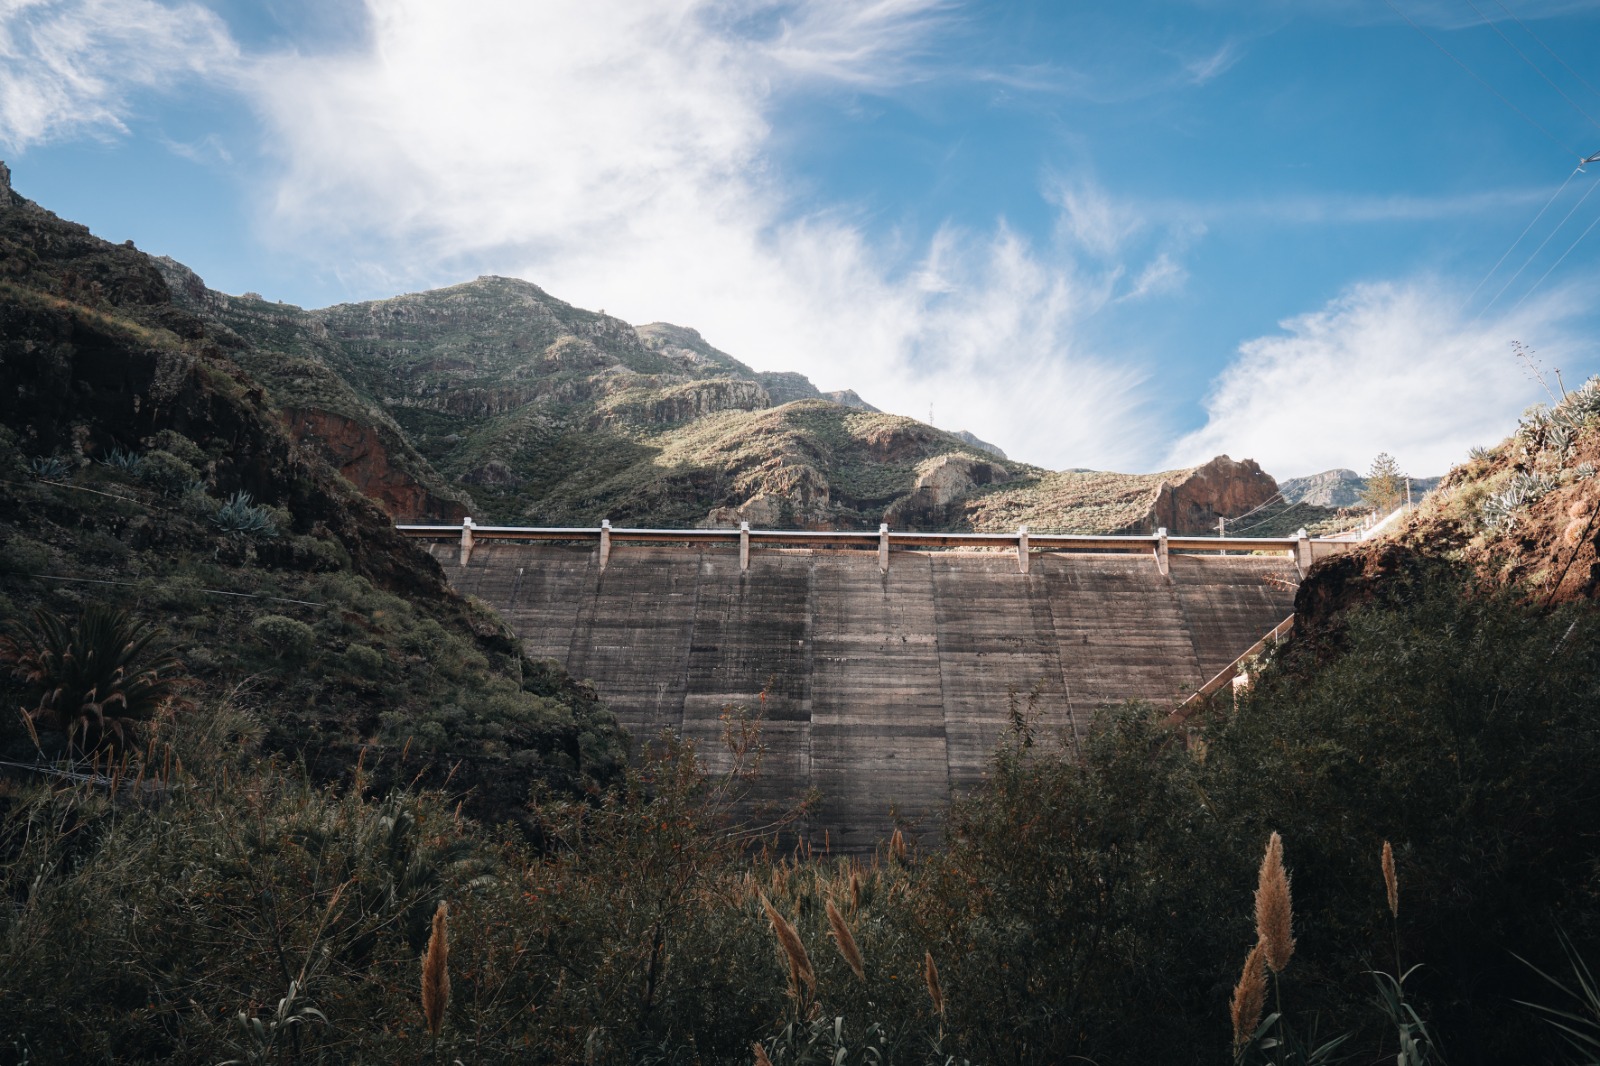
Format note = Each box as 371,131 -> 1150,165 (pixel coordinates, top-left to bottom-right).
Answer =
1217,516 -> 1226,538
1405,477 -> 1412,508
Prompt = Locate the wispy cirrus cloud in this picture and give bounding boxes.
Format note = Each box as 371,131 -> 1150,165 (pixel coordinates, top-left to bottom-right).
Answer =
237,0 -> 1173,469
0,0 -> 235,148
1166,276 -> 1589,477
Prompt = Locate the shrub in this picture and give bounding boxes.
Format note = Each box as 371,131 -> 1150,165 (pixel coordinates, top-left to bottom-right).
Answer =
252,614 -> 314,660
343,643 -> 385,677
137,448 -> 200,496
211,489 -> 280,537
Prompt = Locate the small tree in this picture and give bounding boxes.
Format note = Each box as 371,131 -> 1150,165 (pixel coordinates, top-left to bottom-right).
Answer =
1360,452 -> 1407,515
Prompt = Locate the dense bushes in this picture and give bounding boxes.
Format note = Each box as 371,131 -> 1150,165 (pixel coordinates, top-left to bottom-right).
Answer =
1,569 -> 1597,1063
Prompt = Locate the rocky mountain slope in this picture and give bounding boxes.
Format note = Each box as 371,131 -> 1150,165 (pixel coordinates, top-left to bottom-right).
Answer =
1281,467 -> 1443,508
0,168 -> 626,817
157,263 -> 1326,536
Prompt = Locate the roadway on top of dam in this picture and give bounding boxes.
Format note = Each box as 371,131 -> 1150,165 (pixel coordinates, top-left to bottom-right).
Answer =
404,524 -> 1323,851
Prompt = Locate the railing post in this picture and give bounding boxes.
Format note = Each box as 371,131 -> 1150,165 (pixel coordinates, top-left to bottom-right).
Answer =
459,516 -> 475,568
599,519 -> 612,571
1295,527 -> 1311,577
1155,526 -> 1169,577
878,523 -> 890,572
1017,524 -> 1030,574
740,521 -> 750,571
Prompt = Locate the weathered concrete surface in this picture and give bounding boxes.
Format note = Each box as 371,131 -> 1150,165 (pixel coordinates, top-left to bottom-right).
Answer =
433,542 -> 1296,850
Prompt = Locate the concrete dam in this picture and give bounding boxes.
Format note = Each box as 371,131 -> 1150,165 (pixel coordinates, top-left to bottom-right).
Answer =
409,524 -> 1339,851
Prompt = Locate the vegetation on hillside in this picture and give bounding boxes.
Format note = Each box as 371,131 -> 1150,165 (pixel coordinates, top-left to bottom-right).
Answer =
2,563 -> 1597,1064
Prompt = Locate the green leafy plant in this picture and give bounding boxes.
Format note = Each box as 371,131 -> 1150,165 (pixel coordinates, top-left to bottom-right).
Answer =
251,614 -> 314,660
0,603 -> 189,754
1516,930 -> 1600,1063
26,454 -> 71,481
95,445 -> 144,475
212,489 -> 280,537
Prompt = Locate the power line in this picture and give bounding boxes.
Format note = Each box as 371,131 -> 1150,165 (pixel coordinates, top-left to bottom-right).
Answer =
1473,170 -> 1599,322
1463,0 -> 1600,134
18,573 -> 326,608
1382,0 -> 1585,161
1461,165 -> 1579,313
1492,0 -> 1600,107
1504,194 -> 1600,315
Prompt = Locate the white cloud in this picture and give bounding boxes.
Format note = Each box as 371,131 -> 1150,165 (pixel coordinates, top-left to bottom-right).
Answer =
1166,277 -> 1589,478
240,0 -> 1165,470
0,0 -> 235,148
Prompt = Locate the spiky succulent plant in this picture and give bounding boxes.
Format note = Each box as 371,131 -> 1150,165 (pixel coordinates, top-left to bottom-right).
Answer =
0,604 -> 189,755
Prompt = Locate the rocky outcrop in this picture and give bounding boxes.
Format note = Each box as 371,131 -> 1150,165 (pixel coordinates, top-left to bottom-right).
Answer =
1142,455 -> 1280,535
885,454 -> 1010,529
950,429 -> 1006,460
756,371 -> 824,406
822,389 -> 879,412
625,379 -> 769,426
285,409 -> 469,521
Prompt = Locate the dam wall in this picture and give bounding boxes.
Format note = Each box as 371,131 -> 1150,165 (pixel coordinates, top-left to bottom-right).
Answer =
425,537 -> 1300,851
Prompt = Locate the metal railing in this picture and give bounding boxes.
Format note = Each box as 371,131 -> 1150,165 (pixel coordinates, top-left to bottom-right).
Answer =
397,519 -> 1352,575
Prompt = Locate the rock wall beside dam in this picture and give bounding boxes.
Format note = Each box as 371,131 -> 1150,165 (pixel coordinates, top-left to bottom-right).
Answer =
432,542 -> 1297,851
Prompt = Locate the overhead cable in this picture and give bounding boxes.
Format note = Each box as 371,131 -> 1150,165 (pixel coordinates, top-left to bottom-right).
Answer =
1504,195 -> 1600,315
1383,0 -> 1584,161
1472,170 -> 1599,323
1463,0 -> 1600,135
1491,0 -> 1600,106
1461,166 -> 1579,313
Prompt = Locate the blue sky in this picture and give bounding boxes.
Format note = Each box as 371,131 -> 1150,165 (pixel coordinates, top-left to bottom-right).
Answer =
4,0 -> 1600,477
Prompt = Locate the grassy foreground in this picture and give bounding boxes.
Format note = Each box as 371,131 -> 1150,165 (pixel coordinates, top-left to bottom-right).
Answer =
2,567 -> 1598,1065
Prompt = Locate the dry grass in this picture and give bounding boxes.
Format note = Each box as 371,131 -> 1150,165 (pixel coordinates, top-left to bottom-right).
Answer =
1230,940 -> 1267,1050
421,901 -> 450,1038
825,899 -> 865,981
1254,831 -> 1295,974
1383,840 -> 1399,919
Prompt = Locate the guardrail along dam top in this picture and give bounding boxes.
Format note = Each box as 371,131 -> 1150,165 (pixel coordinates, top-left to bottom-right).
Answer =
409,526 -> 1317,852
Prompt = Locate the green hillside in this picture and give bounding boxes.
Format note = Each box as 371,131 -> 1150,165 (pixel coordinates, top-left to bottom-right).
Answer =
159,270 -> 1337,536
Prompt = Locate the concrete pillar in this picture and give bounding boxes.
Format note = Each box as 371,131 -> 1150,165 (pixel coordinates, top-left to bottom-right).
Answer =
459,516 -> 475,568
878,523 -> 890,572
599,519 -> 612,571
1017,524 -> 1030,574
1155,526 -> 1169,577
1295,527 -> 1311,577
740,521 -> 750,571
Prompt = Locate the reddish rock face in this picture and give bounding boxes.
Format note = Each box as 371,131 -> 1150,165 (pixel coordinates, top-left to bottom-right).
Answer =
1146,455 -> 1280,534
285,409 -> 468,522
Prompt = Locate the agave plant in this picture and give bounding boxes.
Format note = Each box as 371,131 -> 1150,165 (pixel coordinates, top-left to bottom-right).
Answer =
210,490 -> 279,538
96,446 -> 145,475
0,604 -> 190,755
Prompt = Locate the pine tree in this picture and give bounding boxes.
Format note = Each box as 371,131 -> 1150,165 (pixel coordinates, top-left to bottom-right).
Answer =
1359,452 -> 1407,514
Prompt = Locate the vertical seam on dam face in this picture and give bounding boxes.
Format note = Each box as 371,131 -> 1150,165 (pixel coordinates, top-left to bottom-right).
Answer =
435,543 -> 1296,851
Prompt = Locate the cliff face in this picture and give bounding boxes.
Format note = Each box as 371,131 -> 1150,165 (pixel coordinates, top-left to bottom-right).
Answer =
284,409 -> 468,521
1145,455 -> 1280,534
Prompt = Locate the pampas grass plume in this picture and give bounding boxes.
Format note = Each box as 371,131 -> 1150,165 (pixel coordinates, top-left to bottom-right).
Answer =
760,893 -> 816,995
421,900 -> 450,1038
752,1042 -> 774,1066
1254,831 -> 1295,973
826,898 -> 865,980
1230,940 -> 1267,1051
924,950 -> 944,1017
1382,840 -> 1398,918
